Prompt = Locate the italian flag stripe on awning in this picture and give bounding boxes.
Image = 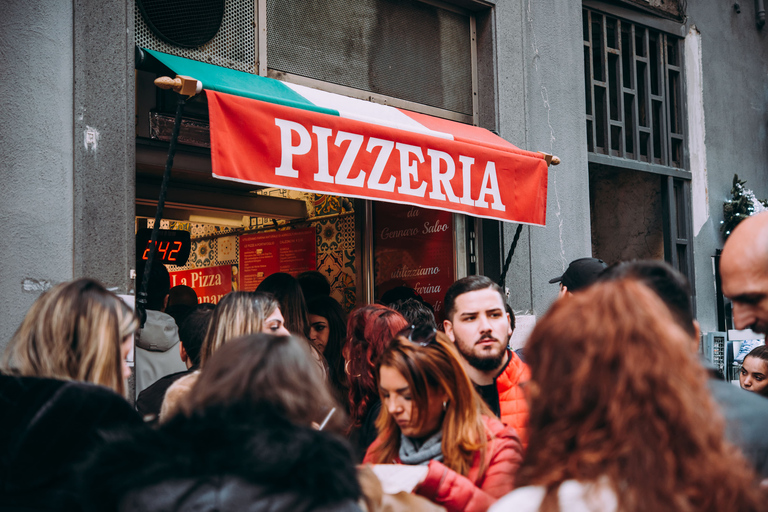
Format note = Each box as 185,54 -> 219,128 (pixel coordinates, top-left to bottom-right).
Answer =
144,49 -> 549,226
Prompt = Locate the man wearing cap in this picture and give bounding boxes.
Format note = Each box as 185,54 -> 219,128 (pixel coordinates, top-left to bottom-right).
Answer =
720,211 -> 768,335
549,257 -> 608,297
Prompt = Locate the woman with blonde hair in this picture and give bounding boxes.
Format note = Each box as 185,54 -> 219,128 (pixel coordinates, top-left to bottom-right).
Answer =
490,279 -> 766,512
199,291 -> 289,365
159,291 -> 289,421
364,328 -> 523,512
1,278 -> 142,510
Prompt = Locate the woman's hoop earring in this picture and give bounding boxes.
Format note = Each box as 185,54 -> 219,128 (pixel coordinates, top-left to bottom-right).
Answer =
442,400 -> 448,411
345,359 -> 360,378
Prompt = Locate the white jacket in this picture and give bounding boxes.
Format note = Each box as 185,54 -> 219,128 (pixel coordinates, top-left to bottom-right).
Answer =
489,479 -> 617,512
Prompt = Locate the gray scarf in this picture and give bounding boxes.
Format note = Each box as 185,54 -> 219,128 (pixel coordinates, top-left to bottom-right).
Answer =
399,430 -> 444,465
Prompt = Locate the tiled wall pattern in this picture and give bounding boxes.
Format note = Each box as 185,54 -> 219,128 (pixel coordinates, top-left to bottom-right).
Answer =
145,192 -> 356,312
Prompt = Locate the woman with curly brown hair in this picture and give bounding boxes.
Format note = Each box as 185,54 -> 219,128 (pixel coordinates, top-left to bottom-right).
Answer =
344,304 -> 408,460
490,279 -> 765,512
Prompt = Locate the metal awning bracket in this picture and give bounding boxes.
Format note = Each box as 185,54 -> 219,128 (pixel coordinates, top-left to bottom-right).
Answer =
154,75 -> 203,97
537,151 -> 561,166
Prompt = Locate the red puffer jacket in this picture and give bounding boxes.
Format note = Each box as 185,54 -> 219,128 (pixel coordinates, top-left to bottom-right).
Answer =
496,351 -> 530,448
364,415 -> 522,512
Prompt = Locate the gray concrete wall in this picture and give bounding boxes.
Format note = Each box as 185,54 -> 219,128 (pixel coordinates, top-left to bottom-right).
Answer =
686,3 -> 768,332
496,0 -> 592,316
0,0 -> 75,351
0,0 -> 134,355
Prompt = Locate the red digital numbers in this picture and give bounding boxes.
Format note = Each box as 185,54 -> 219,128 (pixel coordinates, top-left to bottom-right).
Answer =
168,241 -> 182,261
142,240 -> 182,262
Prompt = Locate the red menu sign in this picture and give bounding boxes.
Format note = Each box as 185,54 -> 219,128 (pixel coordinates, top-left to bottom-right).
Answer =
239,227 -> 317,290
373,203 -> 455,320
169,265 -> 233,304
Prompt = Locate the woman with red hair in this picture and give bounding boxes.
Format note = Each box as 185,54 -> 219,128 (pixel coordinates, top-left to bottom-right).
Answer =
490,279 -> 765,512
345,304 -> 408,460
364,329 -> 522,512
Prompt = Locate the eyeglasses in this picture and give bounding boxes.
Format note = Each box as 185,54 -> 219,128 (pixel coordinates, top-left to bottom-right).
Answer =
406,324 -> 437,347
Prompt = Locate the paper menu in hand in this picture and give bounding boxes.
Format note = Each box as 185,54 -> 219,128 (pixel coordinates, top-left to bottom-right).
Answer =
370,464 -> 429,494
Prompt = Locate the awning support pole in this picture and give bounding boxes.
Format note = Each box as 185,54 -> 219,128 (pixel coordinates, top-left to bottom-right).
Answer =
498,224 -> 524,292
136,75 -> 201,327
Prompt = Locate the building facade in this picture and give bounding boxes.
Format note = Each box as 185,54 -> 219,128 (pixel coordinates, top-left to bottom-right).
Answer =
1,0 -> 767,353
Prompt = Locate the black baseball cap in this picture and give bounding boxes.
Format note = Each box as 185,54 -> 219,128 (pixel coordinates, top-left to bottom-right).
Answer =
549,257 -> 608,292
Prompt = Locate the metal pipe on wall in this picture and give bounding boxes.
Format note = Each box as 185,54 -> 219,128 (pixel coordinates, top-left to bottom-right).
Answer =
757,0 -> 766,29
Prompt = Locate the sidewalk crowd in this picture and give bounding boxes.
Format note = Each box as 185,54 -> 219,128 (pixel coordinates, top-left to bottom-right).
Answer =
2,212 -> 768,512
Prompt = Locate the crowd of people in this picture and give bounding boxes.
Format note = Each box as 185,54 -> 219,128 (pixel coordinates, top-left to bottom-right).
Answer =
2,211 -> 768,512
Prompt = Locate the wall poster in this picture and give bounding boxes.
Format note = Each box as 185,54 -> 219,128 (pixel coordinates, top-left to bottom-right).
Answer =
239,227 -> 317,290
373,202 -> 455,321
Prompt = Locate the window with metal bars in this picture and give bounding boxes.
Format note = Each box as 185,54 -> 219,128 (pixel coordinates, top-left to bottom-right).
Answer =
583,8 -> 685,168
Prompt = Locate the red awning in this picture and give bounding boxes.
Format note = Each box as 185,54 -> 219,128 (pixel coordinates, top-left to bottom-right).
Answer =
148,49 -> 549,225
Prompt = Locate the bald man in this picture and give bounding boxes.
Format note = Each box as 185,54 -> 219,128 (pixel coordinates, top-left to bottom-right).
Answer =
720,211 -> 768,334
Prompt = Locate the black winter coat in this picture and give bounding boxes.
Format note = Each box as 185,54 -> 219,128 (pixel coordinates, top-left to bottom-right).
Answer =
0,374 -> 142,512
81,405 -> 363,512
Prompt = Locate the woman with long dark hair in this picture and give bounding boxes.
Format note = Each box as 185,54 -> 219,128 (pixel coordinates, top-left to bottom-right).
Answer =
84,334 -> 361,512
740,345 -> 768,397
490,279 -> 765,512
307,295 -> 348,410
364,329 -> 523,512
344,304 -> 408,459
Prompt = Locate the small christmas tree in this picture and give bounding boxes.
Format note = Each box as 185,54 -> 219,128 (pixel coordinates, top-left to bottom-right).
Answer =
721,174 -> 767,240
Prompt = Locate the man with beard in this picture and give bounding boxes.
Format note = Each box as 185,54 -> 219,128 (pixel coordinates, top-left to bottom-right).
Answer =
443,275 -> 530,446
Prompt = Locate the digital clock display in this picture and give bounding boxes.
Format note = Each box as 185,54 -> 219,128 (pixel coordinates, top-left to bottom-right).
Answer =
136,228 -> 191,265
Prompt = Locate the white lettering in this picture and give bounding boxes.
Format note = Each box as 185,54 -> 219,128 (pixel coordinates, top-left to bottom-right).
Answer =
422,220 -> 449,234
458,155 -> 475,206
366,138 -> 396,192
334,131 -> 366,187
396,143 -> 427,197
390,265 -> 441,278
275,118 -> 311,178
427,149 -> 460,203
475,161 -> 505,211
380,227 -> 420,239
312,126 -> 333,183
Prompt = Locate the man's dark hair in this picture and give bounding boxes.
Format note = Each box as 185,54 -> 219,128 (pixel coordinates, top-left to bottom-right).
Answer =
179,304 -> 215,367
137,261 -> 170,311
598,260 -> 696,338
444,275 -> 505,321
297,270 -> 331,302
167,285 -> 198,308
504,303 -> 516,332
391,298 -> 437,330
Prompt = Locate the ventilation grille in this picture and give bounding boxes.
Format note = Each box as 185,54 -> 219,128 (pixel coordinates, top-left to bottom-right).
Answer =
135,0 -> 256,73
267,0 -> 473,116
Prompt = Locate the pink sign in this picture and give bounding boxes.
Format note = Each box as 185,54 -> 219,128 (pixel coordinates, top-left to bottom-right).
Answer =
239,227 -> 317,290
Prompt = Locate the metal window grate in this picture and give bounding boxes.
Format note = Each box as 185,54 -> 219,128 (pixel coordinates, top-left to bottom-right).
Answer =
135,0 -> 256,73
266,0 -> 473,116
583,8 -> 684,168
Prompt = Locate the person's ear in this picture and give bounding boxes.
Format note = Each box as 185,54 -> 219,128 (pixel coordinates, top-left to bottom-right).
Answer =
558,285 -> 569,298
506,312 -> 513,337
162,294 -> 170,312
179,342 -> 188,364
443,319 -> 455,342
691,320 -> 702,353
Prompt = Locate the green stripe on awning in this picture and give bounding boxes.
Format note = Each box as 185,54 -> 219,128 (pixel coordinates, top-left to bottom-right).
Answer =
144,49 -> 340,117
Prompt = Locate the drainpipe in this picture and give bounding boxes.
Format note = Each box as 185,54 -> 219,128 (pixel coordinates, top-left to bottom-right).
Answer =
757,0 -> 766,29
